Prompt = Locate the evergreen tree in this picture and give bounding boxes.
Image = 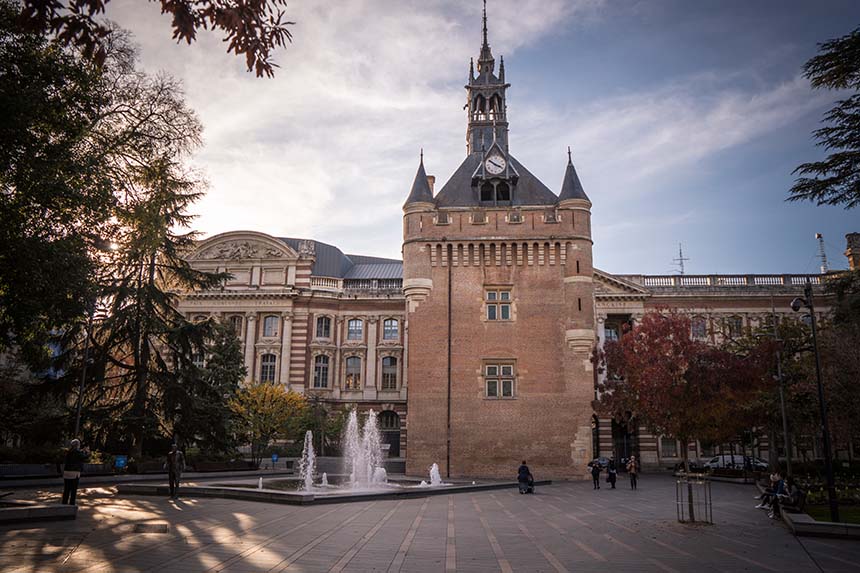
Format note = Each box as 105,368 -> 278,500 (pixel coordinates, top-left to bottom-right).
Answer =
790,26 -> 860,208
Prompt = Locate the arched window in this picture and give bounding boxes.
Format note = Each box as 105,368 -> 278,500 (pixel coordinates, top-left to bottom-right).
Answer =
381,356 -> 398,390
316,316 -> 331,339
383,319 -> 399,340
229,315 -> 243,336
345,356 -> 362,390
379,410 -> 400,430
347,319 -> 363,341
480,181 -> 494,202
263,315 -> 279,337
496,182 -> 510,201
313,355 -> 329,388
260,353 -> 277,383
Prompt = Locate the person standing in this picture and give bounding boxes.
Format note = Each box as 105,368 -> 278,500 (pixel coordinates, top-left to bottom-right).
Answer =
62,439 -> 88,505
166,444 -> 186,499
627,455 -> 639,490
590,461 -> 601,490
607,457 -> 618,489
517,460 -> 534,494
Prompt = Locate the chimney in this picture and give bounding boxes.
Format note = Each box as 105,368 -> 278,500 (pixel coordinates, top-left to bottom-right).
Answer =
846,233 -> 860,271
426,175 -> 436,195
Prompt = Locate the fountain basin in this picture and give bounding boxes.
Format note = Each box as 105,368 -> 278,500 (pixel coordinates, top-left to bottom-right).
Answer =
116,478 -> 553,506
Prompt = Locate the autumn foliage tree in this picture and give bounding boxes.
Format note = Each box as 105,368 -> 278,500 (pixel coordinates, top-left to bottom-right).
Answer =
594,311 -> 772,472
229,383 -> 306,467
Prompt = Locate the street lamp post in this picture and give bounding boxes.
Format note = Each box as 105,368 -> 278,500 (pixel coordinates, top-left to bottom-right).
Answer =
73,300 -> 95,438
791,282 -> 839,523
769,299 -> 792,479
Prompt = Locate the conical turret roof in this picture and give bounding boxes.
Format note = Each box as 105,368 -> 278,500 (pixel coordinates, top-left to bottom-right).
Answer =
558,148 -> 590,203
404,154 -> 434,207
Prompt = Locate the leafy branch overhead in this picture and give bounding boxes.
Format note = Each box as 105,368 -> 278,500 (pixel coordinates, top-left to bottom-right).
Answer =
790,26 -> 860,209
18,0 -> 294,77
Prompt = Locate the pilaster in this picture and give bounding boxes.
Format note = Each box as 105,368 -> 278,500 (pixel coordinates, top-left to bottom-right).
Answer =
243,314 -> 256,383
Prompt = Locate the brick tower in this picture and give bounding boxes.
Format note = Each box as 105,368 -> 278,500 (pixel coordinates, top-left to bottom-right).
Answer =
402,4 -> 596,479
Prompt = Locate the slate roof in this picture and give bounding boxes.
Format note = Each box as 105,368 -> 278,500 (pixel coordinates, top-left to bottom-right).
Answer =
279,237 -> 403,280
433,152 -> 559,208
558,157 -> 590,202
403,159 -> 434,206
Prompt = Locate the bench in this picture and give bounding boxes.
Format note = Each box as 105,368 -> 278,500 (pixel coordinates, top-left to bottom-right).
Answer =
779,490 -> 807,514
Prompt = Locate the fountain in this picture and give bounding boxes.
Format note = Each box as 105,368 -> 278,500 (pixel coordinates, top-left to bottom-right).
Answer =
320,472 -> 329,487
298,430 -> 316,492
257,477 -> 263,490
429,463 -> 443,486
342,409 -> 388,489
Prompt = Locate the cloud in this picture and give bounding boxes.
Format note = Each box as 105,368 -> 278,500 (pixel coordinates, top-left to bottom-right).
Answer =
103,0 -> 827,263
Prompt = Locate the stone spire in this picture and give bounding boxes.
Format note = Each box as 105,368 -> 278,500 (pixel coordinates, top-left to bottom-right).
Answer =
466,0 -> 509,154
479,0 -> 493,66
558,147 -> 590,203
403,150 -> 435,208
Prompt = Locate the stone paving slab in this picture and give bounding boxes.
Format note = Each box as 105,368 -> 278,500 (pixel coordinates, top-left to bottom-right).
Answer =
2,476 -> 860,572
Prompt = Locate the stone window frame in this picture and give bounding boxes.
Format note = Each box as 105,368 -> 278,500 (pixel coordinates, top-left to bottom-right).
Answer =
315,315 -> 332,340
228,314 -> 244,337
484,361 -> 516,399
543,209 -> 560,224
343,353 -> 363,390
262,314 -> 280,338
506,210 -> 523,224
347,318 -> 364,341
470,210 -> 488,225
312,353 -> 331,389
435,211 -> 450,225
485,288 -> 513,322
659,436 -> 679,459
379,352 -> 400,390
259,352 -> 277,383
691,316 -> 708,340
724,315 -> 743,339
382,318 -> 399,341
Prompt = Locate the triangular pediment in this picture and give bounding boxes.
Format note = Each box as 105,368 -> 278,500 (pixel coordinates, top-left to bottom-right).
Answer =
190,231 -> 299,261
593,269 -> 650,298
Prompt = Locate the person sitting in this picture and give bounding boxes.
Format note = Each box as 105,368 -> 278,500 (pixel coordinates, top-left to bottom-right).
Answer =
518,461 -> 534,494
755,473 -> 778,509
767,473 -> 787,519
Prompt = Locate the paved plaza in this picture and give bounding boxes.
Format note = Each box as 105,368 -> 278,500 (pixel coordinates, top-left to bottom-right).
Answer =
2,475 -> 858,572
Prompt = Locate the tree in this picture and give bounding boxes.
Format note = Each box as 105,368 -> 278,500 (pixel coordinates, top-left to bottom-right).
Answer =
18,0 -> 294,77
593,311 -> 770,520
161,321 -> 246,453
229,383 -> 306,467
789,27 -> 860,208
0,0 -> 110,368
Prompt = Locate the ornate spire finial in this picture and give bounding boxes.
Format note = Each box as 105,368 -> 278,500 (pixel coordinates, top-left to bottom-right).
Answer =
469,57 -> 474,80
420,148 -> 424,163
482,0 -> 488,49
567,146 -> 572,164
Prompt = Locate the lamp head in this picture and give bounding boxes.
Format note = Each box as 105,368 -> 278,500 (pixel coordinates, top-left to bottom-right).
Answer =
790,297 -> 805,313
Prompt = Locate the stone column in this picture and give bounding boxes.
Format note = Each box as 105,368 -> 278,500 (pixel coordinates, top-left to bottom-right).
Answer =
279,311 -> 293,388
332,317 -> 343,399
365,317 -> 378,400
243,313 -> 256,383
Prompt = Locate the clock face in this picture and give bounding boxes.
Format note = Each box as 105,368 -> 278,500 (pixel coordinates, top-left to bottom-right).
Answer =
485,155 -> 506,175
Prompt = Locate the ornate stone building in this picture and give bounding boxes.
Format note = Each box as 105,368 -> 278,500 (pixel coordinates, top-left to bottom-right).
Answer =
178,10 -> 855,476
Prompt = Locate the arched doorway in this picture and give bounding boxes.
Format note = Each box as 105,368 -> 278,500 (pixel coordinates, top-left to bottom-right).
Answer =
612,412 -> 638,469
379,411 -> 401,457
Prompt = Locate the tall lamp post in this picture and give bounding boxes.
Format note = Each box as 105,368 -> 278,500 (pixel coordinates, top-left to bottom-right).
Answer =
791,282 -> 839,523
73,298 -> 95,438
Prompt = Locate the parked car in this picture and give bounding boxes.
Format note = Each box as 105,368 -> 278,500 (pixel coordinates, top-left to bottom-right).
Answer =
702,454 -> 768,471
673,460 -> 706,473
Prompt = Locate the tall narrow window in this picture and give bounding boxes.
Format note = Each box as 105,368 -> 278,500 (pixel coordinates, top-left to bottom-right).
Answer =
313,355 -> 329,388
381,357 -> 398,390
484,363 -> 515,398
316,316 -> 331,339
347,319 -> 363,341
691,317 -> 707,340
345,356 -> 362,390
725,316 -> 743,338
229,315 -> 243,336
260,354 -> 276,383
263,315 -> 279,337
383,319 -> 399,340
485,289 -> 512,321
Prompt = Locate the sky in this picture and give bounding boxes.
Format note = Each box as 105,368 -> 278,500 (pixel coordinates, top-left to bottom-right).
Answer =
103,0 -> 860,275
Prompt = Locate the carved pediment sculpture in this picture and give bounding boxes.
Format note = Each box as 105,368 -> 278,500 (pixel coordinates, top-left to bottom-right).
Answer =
199,241 -> 285,260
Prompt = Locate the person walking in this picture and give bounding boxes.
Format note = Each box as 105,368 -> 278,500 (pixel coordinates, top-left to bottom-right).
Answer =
166,444 -> 186,499
590,461 -> 601,489
62,439 -> 88,505
607,457 -> 618,489
517,460 -> 534,494
627,455 -> 639,490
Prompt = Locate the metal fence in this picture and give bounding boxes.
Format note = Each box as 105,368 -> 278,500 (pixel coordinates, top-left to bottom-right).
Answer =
676,474 -> 713,524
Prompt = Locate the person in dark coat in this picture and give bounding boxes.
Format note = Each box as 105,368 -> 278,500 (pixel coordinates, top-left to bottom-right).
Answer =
607,457 -> 618,489
590,462 -> 601,489
166,444 -> 186,498
517,461 -> 533,493
62,439 -> 88,505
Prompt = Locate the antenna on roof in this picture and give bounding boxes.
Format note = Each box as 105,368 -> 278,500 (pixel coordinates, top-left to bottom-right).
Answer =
815,233 -> 829,274
672,243 -> 689,275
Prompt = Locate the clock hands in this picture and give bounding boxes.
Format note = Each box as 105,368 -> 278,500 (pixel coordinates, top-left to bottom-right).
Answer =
487,158 -> 503,169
